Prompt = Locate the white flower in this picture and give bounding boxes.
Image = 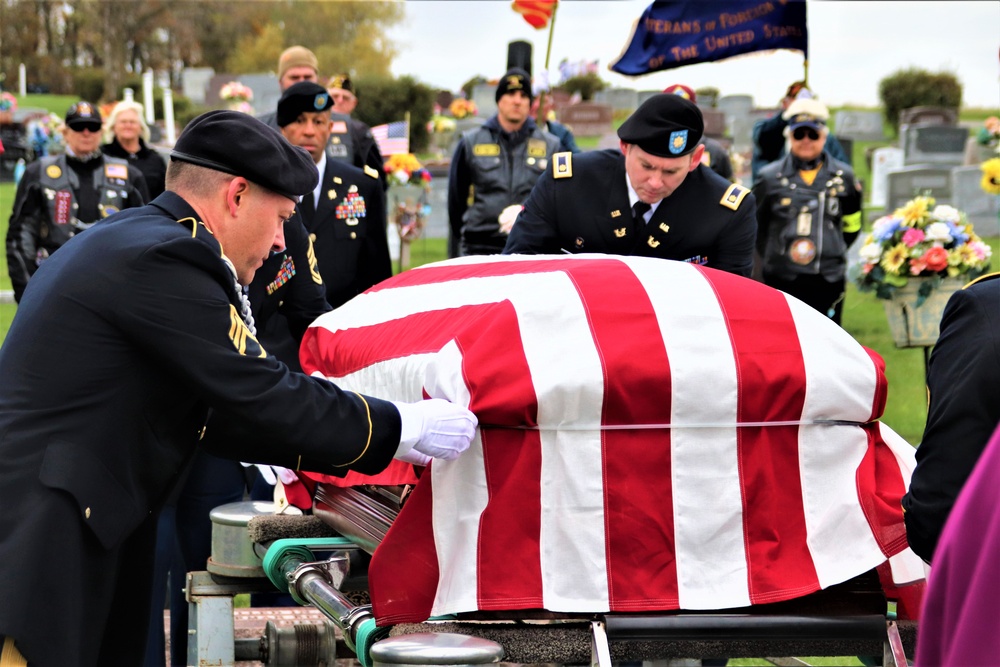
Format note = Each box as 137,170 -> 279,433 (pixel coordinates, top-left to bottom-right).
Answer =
931,205 -> 961,223
924,222 -> 953,243
858,242 -> 883,263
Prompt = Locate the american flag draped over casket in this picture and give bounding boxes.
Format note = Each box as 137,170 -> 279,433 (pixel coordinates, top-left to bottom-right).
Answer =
299,255 -> 924,625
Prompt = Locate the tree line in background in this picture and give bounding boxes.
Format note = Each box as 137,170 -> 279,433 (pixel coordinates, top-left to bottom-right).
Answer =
0,0 -> 970,151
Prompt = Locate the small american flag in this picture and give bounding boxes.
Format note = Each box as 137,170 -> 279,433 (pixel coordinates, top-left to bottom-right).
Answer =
371,120 -> 409,156
300,255 -> 925,624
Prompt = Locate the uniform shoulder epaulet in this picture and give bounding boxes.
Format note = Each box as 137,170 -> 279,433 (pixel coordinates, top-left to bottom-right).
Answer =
552,151 -> 573,179
720,182 -> 750,210
363,165 -> 379,179
963,271 -> 1000,289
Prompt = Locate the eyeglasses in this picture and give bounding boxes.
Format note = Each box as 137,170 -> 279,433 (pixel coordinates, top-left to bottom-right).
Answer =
792,127 -> 821,141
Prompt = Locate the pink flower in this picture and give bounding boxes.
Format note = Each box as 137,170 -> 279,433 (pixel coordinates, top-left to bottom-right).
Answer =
922,246 -> 949,272
861,263 -> 874,275
909,257 -> 927,275
901,227 -> 925,247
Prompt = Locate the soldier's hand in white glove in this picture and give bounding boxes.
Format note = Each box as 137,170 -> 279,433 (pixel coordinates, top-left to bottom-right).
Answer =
498,204 -> 523,234
392,398 -> 478,462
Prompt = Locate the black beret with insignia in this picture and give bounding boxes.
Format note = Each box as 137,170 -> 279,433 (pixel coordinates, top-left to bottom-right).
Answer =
277,81 -> 334,128
171,109 -> 318,201
617,93 -> 704,158
495,68 -> 533,103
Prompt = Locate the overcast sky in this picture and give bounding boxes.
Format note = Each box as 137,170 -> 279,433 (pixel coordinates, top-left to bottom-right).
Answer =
387,0 -> 1000,109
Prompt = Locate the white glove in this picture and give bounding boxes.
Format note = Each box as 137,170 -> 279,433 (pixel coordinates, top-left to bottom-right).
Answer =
498,204 -> 523,234
392,398 -> 478,462
395,448 -> 433,467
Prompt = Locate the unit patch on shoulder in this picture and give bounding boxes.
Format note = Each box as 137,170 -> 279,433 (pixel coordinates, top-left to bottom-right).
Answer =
720,183 -> 750,210
473,143 -> 501,157
553,152 -> 573,179
364,165 -> 379,179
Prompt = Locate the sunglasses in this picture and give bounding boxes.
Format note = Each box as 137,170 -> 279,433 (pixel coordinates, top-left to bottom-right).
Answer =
792,127 -> 821,141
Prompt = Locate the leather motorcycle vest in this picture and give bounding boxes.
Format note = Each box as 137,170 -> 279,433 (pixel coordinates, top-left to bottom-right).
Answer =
327,112 -> 356,164
38,154 -> 134,246
460,123 -> 559,250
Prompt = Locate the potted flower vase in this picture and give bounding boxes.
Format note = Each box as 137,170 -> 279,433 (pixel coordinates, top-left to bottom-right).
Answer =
882,277 -> 964,348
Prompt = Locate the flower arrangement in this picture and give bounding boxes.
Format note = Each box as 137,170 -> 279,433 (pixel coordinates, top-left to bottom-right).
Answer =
0,91 -> 17,112
976,116 -> 999,152
448,98 -> 477,119
982,158 -> 1000,196
384,153 -> 432,188
856,196 -> 992,303
220,81 -> 253,103
427,115 -> 457,135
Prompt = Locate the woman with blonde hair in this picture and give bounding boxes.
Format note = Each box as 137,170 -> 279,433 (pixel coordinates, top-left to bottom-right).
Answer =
101,99 -> 167,198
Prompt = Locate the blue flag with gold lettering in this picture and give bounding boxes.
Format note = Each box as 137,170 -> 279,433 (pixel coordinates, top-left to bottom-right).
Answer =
609,0 -> 807,76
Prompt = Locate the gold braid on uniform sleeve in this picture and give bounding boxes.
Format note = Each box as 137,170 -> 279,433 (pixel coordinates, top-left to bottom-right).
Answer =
331,392 -> 374,467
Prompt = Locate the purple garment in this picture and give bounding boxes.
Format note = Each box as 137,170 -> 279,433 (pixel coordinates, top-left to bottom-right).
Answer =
916,420 -> 1000,666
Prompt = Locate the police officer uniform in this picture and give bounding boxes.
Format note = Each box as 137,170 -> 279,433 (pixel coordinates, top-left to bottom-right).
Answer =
448,69 -> 561,257
503,94 -> 756,277
0,111 -> 404,666
6,101 -> 148,302
753,104 -> 862,323
902,272 -> 1000,562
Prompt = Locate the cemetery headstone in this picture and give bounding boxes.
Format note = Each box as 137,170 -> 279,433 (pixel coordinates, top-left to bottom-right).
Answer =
717,94 -> 754,119
596,88 -> 638,113
902,124 -> 968,166
832,110 -> 884,141
899,106 -> 958,128
182,67 -> 215,105
560,103 -> 614,137
701,109 -> 726,138
471,83 -> 497,119
869,147 -> 904,209
886,165 -> 953,213
952,166 -> 1000,235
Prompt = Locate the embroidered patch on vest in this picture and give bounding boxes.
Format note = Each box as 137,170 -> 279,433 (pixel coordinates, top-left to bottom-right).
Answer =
473,143 -> 501,157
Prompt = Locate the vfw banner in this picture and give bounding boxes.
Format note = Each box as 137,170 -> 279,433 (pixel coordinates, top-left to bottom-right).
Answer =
300,255 -> 923,624
610,0 -> 808,76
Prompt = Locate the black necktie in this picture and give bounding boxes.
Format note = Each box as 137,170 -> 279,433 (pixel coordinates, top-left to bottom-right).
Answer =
300,193 -> 315,223
632,201 -> 651,231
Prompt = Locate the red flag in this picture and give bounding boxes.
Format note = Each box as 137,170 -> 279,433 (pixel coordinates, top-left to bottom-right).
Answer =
300,255 -> 924,624
512,0 -> 557,29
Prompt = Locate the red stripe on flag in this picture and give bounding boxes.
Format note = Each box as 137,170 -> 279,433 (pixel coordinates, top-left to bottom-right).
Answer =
564,262 -> 680,608
703,269 -> 819,603
463,305 -> 544,608
857,423 -> 911,556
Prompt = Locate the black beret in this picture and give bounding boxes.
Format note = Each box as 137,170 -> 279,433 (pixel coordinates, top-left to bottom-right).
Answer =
617,93 -> 704,158
170,110 -> 318,201
496,68 -> 533,103
277,81 -> 333,127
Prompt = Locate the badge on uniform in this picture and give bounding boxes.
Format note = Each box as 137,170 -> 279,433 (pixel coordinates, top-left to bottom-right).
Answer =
46,164 -> 62,179
614,227 -> 627,238
473,143 -> 501,157
266,255 -> 297,295
669,130 -> 688,155
659,223 -> 670,233
527,139 -> 547,158
313,93 -> 329,110
55,190 -> 72,225
335,185 -> 366,224
331,121 -> 348,134
553,152 -> 573,179
328,189 -> 336,200
647,236 -> 661,248
610,210 -> 621,218
789,238 -> 817,265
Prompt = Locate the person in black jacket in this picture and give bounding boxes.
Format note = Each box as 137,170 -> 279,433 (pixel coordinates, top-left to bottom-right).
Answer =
101,99 -> 167,198
7,101 -> 148,302
753,98 -> 862,324
503,93 -> 756,277
902,273 -> 1000,563
0,110 -> 476,667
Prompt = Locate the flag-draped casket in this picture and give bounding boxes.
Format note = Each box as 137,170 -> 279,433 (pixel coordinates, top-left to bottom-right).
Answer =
299,255 -> 923,626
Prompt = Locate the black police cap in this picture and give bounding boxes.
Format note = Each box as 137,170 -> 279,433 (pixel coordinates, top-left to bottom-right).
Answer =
495,68 -> 533,103
617,93 -> 704,158
170,110 -> 318,201
277,81 -> 334,128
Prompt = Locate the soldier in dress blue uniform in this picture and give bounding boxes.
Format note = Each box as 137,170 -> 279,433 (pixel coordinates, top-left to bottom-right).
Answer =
903,272 -> 1000,563
277,81 -> 393,310
503,93 -> 756,277
6,101 -> 149,302
0,110 -> 476,666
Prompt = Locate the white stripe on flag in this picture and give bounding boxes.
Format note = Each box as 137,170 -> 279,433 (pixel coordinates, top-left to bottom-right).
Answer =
635,261 -> 749,609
